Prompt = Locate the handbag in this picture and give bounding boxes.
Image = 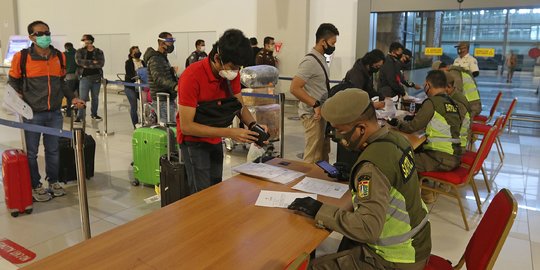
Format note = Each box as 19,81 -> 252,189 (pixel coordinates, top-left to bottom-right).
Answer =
194,80 -> 243,128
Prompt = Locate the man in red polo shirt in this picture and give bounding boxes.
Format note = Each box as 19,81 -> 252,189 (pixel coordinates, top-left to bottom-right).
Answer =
178,29 -> 262,194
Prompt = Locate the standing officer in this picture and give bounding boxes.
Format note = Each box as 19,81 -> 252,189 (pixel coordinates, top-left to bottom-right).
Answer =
453,41 -> 479,77
288,89 -> 431,270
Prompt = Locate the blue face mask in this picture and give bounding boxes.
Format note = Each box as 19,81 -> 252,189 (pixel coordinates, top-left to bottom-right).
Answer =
36,35 -> 52,49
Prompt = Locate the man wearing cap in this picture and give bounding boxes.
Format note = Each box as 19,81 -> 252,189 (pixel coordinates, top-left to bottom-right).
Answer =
288,89 -> 431,270
75,34 -> 105,122
453,41 -> 479,77
434,60 -> 482,118
143,32 -> 179,123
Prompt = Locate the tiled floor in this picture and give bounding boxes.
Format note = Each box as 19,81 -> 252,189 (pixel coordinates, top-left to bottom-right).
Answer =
0,71 -> 539,269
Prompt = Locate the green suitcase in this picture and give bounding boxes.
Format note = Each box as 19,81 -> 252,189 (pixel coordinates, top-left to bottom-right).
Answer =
132,126 -> 176,186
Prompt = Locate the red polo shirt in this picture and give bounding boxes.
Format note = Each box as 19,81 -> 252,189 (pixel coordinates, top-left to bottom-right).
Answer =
176,57 -> 241,144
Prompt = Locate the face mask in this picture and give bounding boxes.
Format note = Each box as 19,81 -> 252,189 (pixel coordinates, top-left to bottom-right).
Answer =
403,58 -> 411,65
80,41 -> 87,47
134,52 -> 142,59
268,45 -> 275,52
165,44 -> 175,54
200,46 -> 205,52
394,53 -> 403,60
218,58 -> 238,80
369,66 -> 380,74
36,35 -> 51,49
324,41 -> 336,55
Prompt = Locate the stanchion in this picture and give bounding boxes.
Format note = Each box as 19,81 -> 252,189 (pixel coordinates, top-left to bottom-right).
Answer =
279,93 -> 285,158
73,127 -> 91,239
96,78 -> 115,136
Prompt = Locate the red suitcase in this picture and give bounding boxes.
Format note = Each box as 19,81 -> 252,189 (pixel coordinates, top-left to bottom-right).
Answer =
2,149 -> 33,217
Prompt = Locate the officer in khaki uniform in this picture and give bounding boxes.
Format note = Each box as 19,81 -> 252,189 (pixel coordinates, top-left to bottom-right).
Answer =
255,36 -> 277,67
453,41 -> 479,77
288,89 -> 431,270
391,70 -> 463,173
444,71 -> 471,152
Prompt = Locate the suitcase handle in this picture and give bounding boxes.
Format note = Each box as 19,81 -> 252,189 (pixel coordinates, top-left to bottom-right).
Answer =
156,93 -> 171,127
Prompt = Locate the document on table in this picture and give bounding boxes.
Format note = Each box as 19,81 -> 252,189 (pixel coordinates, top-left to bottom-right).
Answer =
255,190 -> 317,208
232,162 -> 305,184
292,177 -> 349,199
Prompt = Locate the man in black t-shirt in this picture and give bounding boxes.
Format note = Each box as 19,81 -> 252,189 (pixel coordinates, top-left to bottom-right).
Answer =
75,34 -> 105,122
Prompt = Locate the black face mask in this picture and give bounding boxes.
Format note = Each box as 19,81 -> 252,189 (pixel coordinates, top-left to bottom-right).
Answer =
324,41 -> 336,55
134,52 -> 142,59
165,44 -> 175,54
369,66 -> 380,74
403,59 -> 411,65
394,53 -> 403,60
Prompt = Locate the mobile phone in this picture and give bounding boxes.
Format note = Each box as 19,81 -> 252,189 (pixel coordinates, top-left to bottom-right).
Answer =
316,160 -> 338,177
250,124 -> 270,147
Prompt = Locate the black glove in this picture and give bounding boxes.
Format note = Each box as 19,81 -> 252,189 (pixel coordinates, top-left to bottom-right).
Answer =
387,118 -> 399,127
333,162 -> 350,181
288,197 -> 323,218
403,115 -> 415,121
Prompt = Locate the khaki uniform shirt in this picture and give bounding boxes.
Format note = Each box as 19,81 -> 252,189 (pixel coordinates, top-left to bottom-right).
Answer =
453,53 -> 479,74
314,127 -> 392,243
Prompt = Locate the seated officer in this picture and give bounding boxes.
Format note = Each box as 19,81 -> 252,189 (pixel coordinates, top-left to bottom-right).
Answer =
444,71 -> 471,152
288,89 -> 431,270
391,70 -> 463,173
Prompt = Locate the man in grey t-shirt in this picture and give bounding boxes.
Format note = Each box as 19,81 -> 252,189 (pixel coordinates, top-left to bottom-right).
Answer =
290,23 -> 339,163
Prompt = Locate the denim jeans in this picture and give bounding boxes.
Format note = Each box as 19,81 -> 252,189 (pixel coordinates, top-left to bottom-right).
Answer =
23,110 -> 63,188
125,86 -> 139,127
180,141 -> 223,195
78,75 -> 102,119
151,97 -> 177,124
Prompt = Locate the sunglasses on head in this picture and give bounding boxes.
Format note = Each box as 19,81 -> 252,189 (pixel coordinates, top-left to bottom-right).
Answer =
32,31 -> 51,37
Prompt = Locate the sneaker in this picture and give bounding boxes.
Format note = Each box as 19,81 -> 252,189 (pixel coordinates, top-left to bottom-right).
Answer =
91,115 -> 102,120
32,185 -> 52,202
49,182 -> 66,197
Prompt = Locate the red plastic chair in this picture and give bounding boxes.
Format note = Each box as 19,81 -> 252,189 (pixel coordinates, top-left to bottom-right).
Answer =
472,98 -> 517,164
420,126 -> 498,230
461,116 -> 504,193
424,188 -> 518,270
473,91 -> 502,124
284,252 -> 310,270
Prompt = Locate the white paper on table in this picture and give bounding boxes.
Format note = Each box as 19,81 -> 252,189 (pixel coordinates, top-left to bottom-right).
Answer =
255,190 -> 317,208
3,84 -> 33,119
232,162 -> 305,184
292,177 -> 349,199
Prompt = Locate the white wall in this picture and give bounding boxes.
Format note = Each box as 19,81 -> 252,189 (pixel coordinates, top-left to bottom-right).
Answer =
16,0 -> 257,77
309,0 -> 358,81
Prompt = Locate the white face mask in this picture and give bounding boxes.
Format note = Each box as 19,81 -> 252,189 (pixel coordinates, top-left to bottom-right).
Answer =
219,69 -> 238,81
80,41 -> 86,47
200,46 -> 205,52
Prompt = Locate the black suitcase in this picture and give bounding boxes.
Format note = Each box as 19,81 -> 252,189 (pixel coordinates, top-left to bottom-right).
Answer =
58,134 -> 95,182
159,127 -> 189,207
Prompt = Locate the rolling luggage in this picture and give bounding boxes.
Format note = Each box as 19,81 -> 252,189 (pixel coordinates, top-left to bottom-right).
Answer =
159,127 -> 189,207
132,93 -> 177,186
58,112 -> 95,182
58,134 -> 96,182
2,149 -> 33,217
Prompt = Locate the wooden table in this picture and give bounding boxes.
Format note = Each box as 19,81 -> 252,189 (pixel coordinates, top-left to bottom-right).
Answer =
397,130 -> 426,150
23,159 -> 352,270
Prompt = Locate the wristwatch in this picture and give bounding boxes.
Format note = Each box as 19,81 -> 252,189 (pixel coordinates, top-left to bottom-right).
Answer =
312,100 -> 321,108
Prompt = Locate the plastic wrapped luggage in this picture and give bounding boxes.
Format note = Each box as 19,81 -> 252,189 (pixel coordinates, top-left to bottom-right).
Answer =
240,65 -> 279,88
254,104 -> 280,141
2,149 -> 33,217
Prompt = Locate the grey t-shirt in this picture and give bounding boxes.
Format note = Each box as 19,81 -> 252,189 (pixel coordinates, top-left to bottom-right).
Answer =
295,49 -> 329,117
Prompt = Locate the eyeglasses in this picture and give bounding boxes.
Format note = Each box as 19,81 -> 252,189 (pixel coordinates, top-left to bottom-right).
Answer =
32,31 -> 51,37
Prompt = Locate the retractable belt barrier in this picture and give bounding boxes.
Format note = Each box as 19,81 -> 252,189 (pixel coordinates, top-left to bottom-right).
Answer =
279,76 -> 341,84
0,116 -> 91,240
104,79 -> 148,89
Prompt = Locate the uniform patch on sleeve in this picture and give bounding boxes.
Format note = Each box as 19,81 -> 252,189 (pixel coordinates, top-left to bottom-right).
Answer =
357,175 -> 371,198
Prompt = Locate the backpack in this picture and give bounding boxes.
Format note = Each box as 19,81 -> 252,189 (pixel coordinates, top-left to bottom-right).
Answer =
329,79 -> 354,98
20,48 -> 65,80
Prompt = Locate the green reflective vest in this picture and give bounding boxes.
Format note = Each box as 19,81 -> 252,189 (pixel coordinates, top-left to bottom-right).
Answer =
449,66 -> 481,102
424,95 -> 463,156
350,130 -> 431,264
